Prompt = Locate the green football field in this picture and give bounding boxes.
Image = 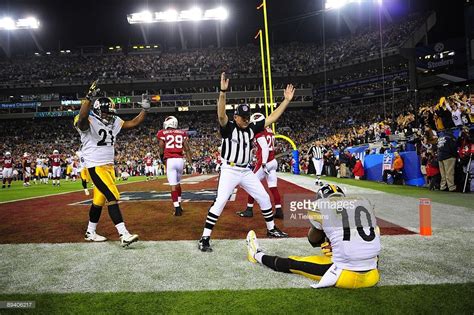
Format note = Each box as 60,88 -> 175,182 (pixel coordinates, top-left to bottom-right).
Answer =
0,283 -> 473,314
1,174 -> 472,314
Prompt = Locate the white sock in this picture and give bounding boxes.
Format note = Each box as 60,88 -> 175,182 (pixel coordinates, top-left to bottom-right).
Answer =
87,222 -> 97,234
178,196 -> 182,203
247,203 -> 254,208
265,220 -> 275,230
255,252 -> 265,264
173,201 -> 180,207
202,228 -> 212,237
115,222 -> 129,236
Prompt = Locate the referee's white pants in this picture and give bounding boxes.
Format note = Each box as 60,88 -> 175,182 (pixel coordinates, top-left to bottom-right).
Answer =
209,165 -> 272,217
312,158 -> 324,176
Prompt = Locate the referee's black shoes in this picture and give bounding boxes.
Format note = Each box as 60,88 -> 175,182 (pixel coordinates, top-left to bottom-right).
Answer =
198,236 -> 213,252
267,226 -> 288,238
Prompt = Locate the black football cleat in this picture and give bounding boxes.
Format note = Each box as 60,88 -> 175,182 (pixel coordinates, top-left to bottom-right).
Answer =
274,208 -> 284,219
236,207 -> 254,217
174,206 -> 183,216
198,236 -> 213,252
267,226 -> 288,238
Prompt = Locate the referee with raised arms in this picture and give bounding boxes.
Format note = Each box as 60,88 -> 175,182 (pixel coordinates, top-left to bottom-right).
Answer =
198,72 -> 295,252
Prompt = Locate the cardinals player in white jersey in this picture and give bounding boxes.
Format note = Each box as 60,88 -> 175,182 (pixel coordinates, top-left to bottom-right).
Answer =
157,116 -> 193,216
237,113 -> 283,219
1,151 -> 14,188
144,152 -> 155,181
49,149 -> 62,186
22,152 -> 32,187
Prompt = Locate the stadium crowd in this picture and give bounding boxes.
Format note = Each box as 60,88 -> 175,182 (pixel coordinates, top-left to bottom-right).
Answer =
1,84 -> 472,192
0,14 -> 424,85
295,88 -> 474,192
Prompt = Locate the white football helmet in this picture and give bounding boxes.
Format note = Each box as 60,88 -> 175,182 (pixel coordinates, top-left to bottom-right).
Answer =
53,150 -> 59,154
146,152 -> 152,157
5,151 -> 11,157
250,113 -> 265,124
163,116 -> 178,129
23,152 -> 29,157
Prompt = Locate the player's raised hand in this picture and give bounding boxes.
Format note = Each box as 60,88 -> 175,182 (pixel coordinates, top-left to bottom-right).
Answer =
86,79 -> 100,100
220,72 -> 229,92
138,94 -> 151,112
284,84 -> 295,101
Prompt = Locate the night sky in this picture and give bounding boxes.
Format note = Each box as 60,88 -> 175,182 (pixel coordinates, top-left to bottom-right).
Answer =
0,0 -> 466,54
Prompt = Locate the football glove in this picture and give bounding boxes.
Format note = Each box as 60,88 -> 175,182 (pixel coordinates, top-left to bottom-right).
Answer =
85,79 -> 100,101
321,241 -> 333,257
138,94 -> 151,112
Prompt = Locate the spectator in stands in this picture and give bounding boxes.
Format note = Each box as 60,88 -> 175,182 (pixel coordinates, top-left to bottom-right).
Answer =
353,157 -> 364,180
437,130 -> 458,192
382,152 -> 404,184
426,152 -> 441,190
339,149 -> 350,178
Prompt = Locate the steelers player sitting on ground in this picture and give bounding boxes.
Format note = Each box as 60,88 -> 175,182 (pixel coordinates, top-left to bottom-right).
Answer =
75,80 -> 151,247
246,184 -> 381,289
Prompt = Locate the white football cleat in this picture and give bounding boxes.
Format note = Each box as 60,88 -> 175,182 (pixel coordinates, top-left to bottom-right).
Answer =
120,233 -> 139,247
84,189 -> 90,196
84,231 -> 107,242
246,230 -> 261,264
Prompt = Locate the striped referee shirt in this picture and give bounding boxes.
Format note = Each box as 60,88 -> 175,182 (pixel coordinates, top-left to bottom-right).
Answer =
309,146 -> 326,159
220,120 -> 265,166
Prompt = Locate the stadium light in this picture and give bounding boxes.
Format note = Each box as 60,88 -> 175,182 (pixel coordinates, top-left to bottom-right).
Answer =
0,16 -> 40,30
325,0 -> 382,10
127,7 -> 228,24
180,7 -> 202,21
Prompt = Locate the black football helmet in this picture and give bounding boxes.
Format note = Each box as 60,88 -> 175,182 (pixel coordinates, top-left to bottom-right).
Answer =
93,97 -> 116,122
316,184 -> 345,200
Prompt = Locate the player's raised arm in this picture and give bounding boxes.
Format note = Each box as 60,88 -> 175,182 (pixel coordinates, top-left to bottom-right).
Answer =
217,72 -> 229,127
264,84 -> 295,127
78,80 -> 100,131
122,94 -> 150,129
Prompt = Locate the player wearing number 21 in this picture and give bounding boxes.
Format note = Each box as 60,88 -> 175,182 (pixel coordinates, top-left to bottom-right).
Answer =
75,80 -> 151,247
157,116 -> 193,216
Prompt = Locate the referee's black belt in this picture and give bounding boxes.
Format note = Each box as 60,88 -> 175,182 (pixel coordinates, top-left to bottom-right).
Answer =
222,161 -> 248,168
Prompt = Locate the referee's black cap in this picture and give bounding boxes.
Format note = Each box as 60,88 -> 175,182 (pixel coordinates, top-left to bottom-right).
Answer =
234,104 -> 251,117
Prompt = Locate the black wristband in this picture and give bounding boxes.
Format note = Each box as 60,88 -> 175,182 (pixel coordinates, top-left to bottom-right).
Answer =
220,89 -> 227,93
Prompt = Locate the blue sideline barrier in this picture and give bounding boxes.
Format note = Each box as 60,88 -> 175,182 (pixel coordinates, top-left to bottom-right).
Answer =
364,152 -> 425,186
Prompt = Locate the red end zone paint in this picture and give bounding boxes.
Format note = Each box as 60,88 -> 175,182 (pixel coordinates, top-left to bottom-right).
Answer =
0,176 -> 414,244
